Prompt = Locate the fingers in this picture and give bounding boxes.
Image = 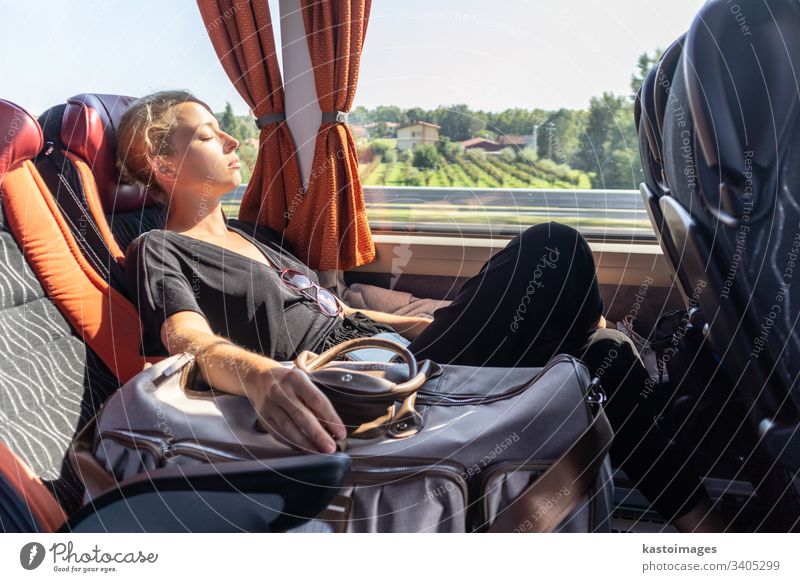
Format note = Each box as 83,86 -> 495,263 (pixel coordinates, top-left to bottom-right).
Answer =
272,373 -> 340,453
259,405 -> 324,454
292,375 -> 347,440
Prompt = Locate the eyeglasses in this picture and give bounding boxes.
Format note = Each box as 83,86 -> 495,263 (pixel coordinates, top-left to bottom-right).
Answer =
277,268 -> 342,317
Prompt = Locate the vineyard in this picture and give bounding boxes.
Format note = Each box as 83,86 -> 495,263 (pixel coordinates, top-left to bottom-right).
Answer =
360,149 -> 592,190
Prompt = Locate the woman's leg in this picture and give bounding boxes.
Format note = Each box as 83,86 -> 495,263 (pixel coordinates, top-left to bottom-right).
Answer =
407,221 -> 605,367
565,326 -> 720,529
407,221 -> 721,528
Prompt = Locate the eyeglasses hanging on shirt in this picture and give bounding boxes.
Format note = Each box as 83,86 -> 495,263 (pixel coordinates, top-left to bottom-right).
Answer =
278,268 -> 342,317
252,244 -> 342,318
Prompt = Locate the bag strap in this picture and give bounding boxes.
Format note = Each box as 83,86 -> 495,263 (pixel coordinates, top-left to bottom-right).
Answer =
67,416 -> 118,502
299,336 -> 418,375
487,379 -> 614,533
295,337 -> 428,397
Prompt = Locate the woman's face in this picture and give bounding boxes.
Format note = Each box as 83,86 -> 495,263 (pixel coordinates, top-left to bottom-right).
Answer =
158,101 -> 242,203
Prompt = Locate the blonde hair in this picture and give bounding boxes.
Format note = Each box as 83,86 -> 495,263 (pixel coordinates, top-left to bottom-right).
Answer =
116,90 -> 213,205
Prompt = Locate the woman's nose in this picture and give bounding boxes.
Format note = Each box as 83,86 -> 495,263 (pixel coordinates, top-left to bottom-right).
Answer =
223,132 -> 239,153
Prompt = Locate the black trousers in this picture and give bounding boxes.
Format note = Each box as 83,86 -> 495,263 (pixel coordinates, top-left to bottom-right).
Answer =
406,221 -> 706,522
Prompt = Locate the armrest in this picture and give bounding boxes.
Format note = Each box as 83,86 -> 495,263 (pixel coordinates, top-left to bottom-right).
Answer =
63,453 -> 350,532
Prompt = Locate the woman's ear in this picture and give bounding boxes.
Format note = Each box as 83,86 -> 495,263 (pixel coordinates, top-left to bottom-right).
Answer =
151,156 -> 175,177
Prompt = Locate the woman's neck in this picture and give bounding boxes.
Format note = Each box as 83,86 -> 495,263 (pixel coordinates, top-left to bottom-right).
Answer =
165,199 -> 228,237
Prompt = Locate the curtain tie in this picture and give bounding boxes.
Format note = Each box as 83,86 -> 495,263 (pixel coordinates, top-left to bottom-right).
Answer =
321,111 -> 349,124
254,112 -> 286,130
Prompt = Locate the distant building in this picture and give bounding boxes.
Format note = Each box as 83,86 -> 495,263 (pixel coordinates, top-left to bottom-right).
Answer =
349,124 -> 370,142
461,137 -> 504,153
363,121 -> 400,137
396,121 -> 440,151
497,135 -> 530,150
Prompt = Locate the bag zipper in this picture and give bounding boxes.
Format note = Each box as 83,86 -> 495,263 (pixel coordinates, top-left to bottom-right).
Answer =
98,429 -> 281,466
415,353 -> 576,405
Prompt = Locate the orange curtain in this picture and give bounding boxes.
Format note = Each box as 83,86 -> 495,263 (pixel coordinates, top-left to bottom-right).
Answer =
196,0 -> 302,245
294,0 -> 375,271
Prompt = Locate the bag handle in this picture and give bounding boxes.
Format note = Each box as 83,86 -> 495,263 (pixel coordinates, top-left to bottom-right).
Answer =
300,336 -> 418,374
487,378 -> 614,533
294,337 -> 427,397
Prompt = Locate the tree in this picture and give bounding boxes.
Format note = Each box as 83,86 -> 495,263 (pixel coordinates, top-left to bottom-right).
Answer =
574,92 -> 639,189
436,104 -> 485,141
412,144 -> 439,170
371,121 -> 390,138
499,147 -> 516,164
630,49 -> 664,96
405,107 -> 433,125
539,108 -> 581,165
373,105 -> 405,123
219,102 -> 237,135
370,140 -> 392,158
436,137 -> 463,163
381,148 -> 397,164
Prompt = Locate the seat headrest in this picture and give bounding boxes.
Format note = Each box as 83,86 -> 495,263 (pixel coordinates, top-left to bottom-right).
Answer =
0,99 -> 43,185
61,93 -> 156,213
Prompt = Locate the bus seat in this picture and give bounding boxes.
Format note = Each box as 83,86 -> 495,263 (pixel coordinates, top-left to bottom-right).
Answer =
662,0 -> 800,416
635,35 -> 691,299
36,94 -> 166,297
0,98 -> 157,383
1,439 -> 350,533
0,97 -> 123,511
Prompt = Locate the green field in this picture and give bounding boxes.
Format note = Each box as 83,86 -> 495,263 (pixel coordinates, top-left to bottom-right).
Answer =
360,151 -> 592,190
222,201 -> 651,234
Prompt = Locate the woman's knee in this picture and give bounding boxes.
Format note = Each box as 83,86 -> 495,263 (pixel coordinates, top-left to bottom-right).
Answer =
515,222 -> 594,269
578,328 -> 645,383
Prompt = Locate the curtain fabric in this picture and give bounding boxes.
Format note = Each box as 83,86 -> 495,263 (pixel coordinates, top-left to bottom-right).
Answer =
295,0 -> 375,271
197,0 -> 375,271
197,0 -> 302,250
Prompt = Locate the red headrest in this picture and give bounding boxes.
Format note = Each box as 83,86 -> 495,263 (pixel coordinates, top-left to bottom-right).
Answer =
0,99 -> 43,185
61,93 -> 157,213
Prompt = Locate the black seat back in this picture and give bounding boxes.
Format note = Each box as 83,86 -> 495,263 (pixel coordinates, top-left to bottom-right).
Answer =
662,0 -> 800,420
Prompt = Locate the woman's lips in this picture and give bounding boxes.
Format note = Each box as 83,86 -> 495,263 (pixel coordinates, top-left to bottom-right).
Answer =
228,159 -> 241,169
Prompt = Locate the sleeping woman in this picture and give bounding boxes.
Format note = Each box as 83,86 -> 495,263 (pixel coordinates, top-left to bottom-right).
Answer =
118,90 -> 727,532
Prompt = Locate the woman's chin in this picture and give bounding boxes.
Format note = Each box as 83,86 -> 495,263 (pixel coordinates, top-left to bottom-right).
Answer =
228,168 -> 243,187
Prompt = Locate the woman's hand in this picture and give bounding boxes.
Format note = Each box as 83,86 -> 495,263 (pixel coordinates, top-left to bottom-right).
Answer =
336,296 -> 355,317
248,365 -> 346,454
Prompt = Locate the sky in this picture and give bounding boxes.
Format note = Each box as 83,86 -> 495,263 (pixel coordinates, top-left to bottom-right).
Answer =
0,0 -> 705,116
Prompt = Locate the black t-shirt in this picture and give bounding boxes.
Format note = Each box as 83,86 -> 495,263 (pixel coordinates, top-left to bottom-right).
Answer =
125,218 -> 354,360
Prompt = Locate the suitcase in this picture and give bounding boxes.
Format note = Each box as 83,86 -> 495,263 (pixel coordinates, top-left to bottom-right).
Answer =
75,337 -> 615,533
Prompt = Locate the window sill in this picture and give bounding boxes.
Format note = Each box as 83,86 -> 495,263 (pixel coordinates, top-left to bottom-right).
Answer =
350,232 -> 673,288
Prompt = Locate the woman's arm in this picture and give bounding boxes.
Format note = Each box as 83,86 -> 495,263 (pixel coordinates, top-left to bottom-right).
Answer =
161,310 -> 346,454
338,299 -> 432,341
